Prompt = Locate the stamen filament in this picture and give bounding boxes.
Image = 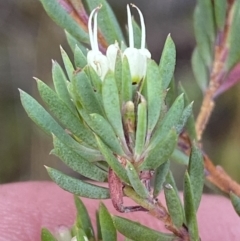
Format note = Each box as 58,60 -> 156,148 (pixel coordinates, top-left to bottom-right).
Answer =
127,4 -> 134,48
131,3 -> 146,50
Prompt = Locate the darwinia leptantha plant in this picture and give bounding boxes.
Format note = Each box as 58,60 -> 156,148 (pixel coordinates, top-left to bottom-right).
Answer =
20,0 -> 240,241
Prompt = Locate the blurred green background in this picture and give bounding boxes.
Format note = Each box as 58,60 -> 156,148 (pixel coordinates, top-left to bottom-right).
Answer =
1,0 -> 240,185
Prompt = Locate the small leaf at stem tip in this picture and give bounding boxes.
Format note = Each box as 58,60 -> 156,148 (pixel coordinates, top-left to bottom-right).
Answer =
159,34 -> 176,90
99,202 -> 117,241
214,0 -> 227,31
126,161 -> 149,199
74,195 -> 95,240
46,166 -> 110,199
41,228 -> 57,241
226,0 -> 240,71
230,192 -> 240,216
74,44 -> 87,69
112,216 -> 175,241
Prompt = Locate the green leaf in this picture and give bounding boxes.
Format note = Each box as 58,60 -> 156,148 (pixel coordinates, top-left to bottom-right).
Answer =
96,136 -> 129,184
99,203 -> 117,241
113,216 -> 175,241
72,71 -> 103,115
52,60 -> 76,113
74,45 -> 87,69
230,192 -> 240,216
214,0 -> 227,31
159,35 -> 176,89
81,112 -> 125,156
135,101 -> 147,157
191,47 -> 208,92
150,93 -> 184,149
46,167 -> 110,199
37,79 -> 97,148
184,172 -> 199,241
84,0 -> 125,45
41,228 -> 56,241
60,46 -> 75,81
122,56 -> 132,102
76,228 -> 89,241
20,90 -> 100,161
102,71 -> 125,142
132,19 -> 142,49
114,50 -> 123,100
164,182 -> 184,228
170,148 -> 189,165
39,0 -> 89,44
175,102 -> 193,134
51,136 -> 107,182
188,144 -> 204,211
193,6 -> 213,67
126,161 -> 149,199
226,0 -> 240,71
140,129 -> 178,170
165,77 -> 177,107
74,196 -> 95,240
153,161 -> 170,198
146,60 -> 163,134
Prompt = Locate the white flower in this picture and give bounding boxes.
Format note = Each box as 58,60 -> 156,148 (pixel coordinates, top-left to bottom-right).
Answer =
87,5 -> 108,80
123,4 -> 151,83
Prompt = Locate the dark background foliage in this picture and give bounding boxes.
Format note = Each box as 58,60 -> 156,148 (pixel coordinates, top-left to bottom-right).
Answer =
1,0 -> 240,184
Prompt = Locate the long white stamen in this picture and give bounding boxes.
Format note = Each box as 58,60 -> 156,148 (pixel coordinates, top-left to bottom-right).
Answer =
131,3 -> 146,50
88,9 -> 95,50
127,4 -> 134,48
93,8 -> 99,51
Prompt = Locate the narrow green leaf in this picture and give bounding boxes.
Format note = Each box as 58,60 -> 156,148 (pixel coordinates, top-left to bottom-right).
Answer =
191,47 -> 208,92
140,129 -> 178,170
164,183 -> 184,228
132,19 -> 142,49
178,83 -> 197,140
159,35 -> 176,89
46,167 -> 110,199
197,0 -> 215,42
150,93 -> 184,149
52,136 -> 107,182
170,148 -> 189,165
214,0 -> 227,31
102,71 -> 125,141
165,171 -> 185,223
39,0 -> 89,44
60,46 -> 75,81
76,228 -> 88,241
84,0 -> 125,45
74,196 -> 95,240
175,102 -> 193,134
113,216 -> 175,241
184,172 -> 199,240
226,0 -> 240,71
20,90 -> 100,161
193,6 -> 213,67
153,161 -> 170,198
41,228 -> 56,241
122,56 -> 132,102
52,60 -> 76,113
96,136 -> 129,184
65,30 -> 87,56
146,60 -> 163,134
81,112 -> 125,156
96,211 -> 102,241
230,192 -> 240,216
37,79 -> 97,148
135,101 -> 147,157
114,50 -> 122,100
165,77 -> 177,108
188,144 -> 204,211
72,71 -> 103,115
126,161 -> 149,199
74,45 -> 87,69
99,203 -> 117,241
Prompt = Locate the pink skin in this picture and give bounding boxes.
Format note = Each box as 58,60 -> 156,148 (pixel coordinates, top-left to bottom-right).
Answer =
0,182 -> 240,241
